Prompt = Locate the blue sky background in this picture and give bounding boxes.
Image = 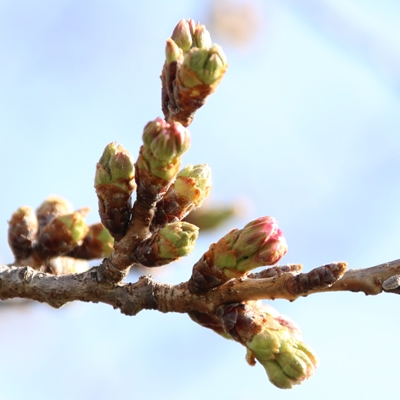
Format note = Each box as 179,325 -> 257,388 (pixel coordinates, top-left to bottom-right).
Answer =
1,1 -> 400,399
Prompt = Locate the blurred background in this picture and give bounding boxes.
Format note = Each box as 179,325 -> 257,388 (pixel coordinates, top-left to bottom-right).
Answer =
1,0 -> 400,399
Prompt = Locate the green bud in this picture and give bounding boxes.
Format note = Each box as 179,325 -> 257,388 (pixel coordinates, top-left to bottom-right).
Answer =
95,142 -> 135,193
174,164 -> 211,207
139,118 -> 191,181
37,211 -> 89,257
261,360 -> 297,389
213,216 -> 287,276
193,23 -> 212,49
143,118 -> 190,161
95,142 -> 135,240
276,350 -> 316,381
182,45 -> 227,87
165,38 -> 184,65
157,221 -> 198,259
243,303 -> 318,389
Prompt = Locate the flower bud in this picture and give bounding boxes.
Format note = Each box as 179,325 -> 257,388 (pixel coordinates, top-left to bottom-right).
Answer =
69,223 -> 114,259
36,196 -> 73,229
142,118 -> 190,162
8,206 -> 38,260
174,164 -> 211,207
137,118 -> 191,182
193,23 -> 212,49
161,20 -> 228,127
165,38 -> 184,65
219,302 -> 318,389
95,142 -> 135,240
151,164 -> 212,229
95,142 -> 135,191
157,221 -> 198,258
171,19 -> 194,53
132,222 -> 198,267
37,212 -> 89,257
211,217 -> 287,279
189,217 -> 287,293
180,45 -> 227,88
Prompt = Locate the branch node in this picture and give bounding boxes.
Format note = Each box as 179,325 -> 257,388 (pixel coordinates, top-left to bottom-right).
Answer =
286,262 -> 347,296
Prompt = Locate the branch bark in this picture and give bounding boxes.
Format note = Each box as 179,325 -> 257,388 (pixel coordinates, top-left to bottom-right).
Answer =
1,259 -> 400,315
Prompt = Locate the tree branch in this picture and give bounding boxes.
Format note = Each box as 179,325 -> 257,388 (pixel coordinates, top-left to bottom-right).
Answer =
1,259 -> 399,316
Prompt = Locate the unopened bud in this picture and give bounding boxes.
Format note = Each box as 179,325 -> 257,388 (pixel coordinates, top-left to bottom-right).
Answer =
132,221 -> 198,267
157,221 -> 198,259
38,212 -> 89,257
95,142 -> 135,240
213,217 -> 287,277
138,118 -> 191,181
174,164 -> 211,207
171,19 -> 194,53
95,142 -> 135,191
165,38 -> 184,65
193,23 -> 212,49
180,45 -> 227,88
8,206 -> 38,260
36,196 -> 73,229
70,223 -> 114,259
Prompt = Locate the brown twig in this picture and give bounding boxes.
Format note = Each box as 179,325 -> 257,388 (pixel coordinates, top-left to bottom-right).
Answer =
1,259 -> 400,315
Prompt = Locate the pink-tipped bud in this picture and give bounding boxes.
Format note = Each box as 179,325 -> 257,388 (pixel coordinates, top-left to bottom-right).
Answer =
139,117 -> 191,181
214,216 -> 288,276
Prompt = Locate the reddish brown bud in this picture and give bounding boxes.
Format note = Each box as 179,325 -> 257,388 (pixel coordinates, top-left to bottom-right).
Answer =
8,206 -> 38,260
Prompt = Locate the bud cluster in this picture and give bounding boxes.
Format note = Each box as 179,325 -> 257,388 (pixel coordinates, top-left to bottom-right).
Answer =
7,196 -> 114,273
161,18 -> 228,127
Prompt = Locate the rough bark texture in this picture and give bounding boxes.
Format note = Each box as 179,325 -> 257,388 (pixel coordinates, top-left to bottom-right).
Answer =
1,259 -> 400,315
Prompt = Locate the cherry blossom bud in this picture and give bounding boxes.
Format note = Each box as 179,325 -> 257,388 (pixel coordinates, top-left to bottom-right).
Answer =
137,117 -> 191,182
36,196 -> 73,229
38,212 -> 89,257
213,217 -> 287,277
132,221 -> 198,267
8,206 -> 38,260
95,142 -> 135,240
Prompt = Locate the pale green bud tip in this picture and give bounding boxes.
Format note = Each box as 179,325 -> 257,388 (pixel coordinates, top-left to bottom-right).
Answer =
57,213 -> 89,244
171,19 -> 194,53
262,360 -> 298,389
142,118 -> 191,162
175,164 -> 212,205
95,142 -> 135,187
193,23 -> 212,49
165,38 -> 183,65
158,221 -> 199,258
